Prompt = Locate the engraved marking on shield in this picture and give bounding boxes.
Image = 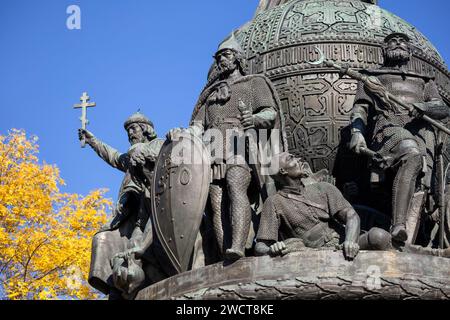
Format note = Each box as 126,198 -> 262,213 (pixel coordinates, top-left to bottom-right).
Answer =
179,167 -> 192,186
151,134 -> 211,274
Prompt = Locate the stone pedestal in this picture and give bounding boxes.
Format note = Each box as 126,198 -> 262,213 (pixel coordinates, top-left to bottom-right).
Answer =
136,250 -> 450,300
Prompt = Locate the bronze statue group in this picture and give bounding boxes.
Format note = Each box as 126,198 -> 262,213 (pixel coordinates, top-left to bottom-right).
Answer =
79,32 -> 450,299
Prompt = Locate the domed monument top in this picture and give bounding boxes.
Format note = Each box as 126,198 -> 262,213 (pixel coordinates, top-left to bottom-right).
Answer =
224,0 -> 450,177
247,0 -> 446,73
256,0 -> 379,16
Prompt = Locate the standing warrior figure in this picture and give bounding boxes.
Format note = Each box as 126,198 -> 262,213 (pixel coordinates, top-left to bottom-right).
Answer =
349,33 -> 450,242
169,32 -> 285,261
79,112 -> 165,299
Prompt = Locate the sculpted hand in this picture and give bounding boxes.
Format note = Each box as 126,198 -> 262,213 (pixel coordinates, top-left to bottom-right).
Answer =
112,247 -> 145,264
343,241 -> 360,261
270,238 -> 306,256
131,154 -> 146,167
269,239 -> 306,256
238,111 -> 255,129
129,144 -> 156,167
128,246 -> 145,259
166,128 -> 183,142
78,128 -> 94,145
349,132 -> 367,155
130,146 -> 146,167
409,107 -> 423,119
269,241 -> 287,256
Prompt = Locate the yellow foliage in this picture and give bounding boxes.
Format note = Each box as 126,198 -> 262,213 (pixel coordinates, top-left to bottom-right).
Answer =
0,129 -> 112,300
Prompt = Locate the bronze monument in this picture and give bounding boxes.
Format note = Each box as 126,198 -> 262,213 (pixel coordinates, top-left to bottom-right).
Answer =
77,0 -> 450,300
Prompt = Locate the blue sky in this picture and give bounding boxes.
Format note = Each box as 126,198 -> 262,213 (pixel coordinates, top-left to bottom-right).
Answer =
1,0 -> 449,207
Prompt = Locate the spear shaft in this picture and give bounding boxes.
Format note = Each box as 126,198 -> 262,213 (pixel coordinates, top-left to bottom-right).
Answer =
315,56 -> 450,248
322,60 -> 450,136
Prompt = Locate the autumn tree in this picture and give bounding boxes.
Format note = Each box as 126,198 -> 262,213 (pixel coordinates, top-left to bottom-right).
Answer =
0,129 -> 112,300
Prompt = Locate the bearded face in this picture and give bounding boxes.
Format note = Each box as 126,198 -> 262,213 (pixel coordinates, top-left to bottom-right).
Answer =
384,36 -> 411,65
126,123 -> 146,145
277,153 -> 310,180
216,49 -> 238,77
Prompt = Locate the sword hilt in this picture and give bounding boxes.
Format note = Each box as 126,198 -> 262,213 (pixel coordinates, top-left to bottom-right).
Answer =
238,99 -> 255,130
359,147 -> 391,169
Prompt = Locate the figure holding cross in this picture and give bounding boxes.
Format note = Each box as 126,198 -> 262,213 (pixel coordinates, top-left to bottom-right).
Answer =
74,92 -> 96,148
77,109 -> 167,299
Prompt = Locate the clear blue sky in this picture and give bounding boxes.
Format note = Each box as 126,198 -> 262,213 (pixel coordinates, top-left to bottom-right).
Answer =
1,0 -> 449,206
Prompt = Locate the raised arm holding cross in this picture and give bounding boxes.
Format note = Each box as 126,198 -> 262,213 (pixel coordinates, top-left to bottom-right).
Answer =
74,92 -> 96,148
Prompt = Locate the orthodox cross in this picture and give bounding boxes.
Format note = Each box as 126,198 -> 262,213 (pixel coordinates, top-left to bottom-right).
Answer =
74,92 -> 96,148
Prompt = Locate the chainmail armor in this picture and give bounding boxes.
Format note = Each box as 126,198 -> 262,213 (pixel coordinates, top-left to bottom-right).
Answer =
226,166 -> 252,253
209,183 -> 230,255
391,154 -> 423,226
193,76 -> 277,181
353,72 -> 441,176
257,182 -> 352,248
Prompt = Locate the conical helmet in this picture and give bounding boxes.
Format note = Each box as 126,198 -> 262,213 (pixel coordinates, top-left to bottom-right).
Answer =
215,31 -> 243,56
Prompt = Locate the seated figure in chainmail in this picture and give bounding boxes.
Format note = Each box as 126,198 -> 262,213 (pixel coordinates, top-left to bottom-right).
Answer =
255,152 -> 450,259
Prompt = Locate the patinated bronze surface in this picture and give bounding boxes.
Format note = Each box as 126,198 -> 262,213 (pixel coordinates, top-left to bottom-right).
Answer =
73,92 -> 96,148
230,0 -> 450,184
78,0 -> 450,300
137,251 -> 450,300
151,132 -> 211,274
254,152 -> 361,260
254,152 -> 450,259
348,33 -> 450,244
80,112 -> 167,299
169,32 -> 287,262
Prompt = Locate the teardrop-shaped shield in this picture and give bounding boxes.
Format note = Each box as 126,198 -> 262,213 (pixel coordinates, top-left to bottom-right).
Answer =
151,132 -> 210,274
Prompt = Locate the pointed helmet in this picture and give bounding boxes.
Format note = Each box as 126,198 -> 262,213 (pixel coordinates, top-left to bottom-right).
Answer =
215,31 -> 244,57
214,31 -> 247,75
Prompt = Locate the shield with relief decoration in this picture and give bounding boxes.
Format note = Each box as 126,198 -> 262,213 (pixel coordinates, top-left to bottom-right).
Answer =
151,132 -> 210,274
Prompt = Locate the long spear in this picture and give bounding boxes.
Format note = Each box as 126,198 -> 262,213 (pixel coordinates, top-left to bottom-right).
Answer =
308,47 -> 450,248
308,47 -> 450,136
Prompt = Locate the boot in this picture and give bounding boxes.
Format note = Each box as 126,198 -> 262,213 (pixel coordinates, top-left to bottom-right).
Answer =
391,154 -> 422,242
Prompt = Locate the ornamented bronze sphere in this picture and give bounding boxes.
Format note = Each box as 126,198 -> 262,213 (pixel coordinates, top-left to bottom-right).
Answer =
220,0 -> 450,181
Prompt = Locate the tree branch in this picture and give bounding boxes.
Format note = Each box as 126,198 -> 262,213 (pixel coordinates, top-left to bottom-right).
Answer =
23,239 -> 49,282
0,254 -> 16,274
